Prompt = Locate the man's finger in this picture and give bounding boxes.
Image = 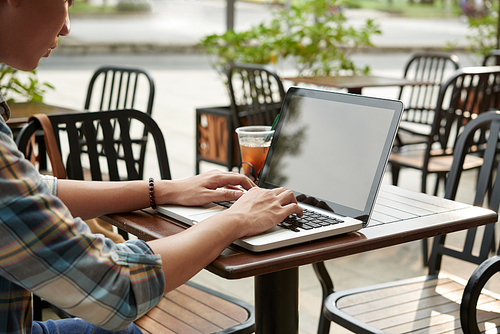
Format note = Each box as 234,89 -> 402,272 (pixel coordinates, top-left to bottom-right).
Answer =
214,188 -> 244,202
270,187 -> 288,195
284,203 -> 303,217
217,173 -> 256,190
273,188 -> 296,201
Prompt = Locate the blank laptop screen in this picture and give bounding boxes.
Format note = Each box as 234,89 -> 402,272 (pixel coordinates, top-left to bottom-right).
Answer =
258,87 -> 402,225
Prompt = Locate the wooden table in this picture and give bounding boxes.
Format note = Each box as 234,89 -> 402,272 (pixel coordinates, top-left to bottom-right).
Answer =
101,184 -> 498,334
283,75 -> 425,94
7,101 -> 80,170
6,101 -> 77,129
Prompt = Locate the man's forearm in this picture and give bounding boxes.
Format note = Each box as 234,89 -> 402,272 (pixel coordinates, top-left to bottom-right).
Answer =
56,179 -> 151,220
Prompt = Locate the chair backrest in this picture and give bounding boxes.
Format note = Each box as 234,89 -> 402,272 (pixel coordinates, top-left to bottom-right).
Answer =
84,66 -> 155,116
482,49 -> 500,66
398,52 -> 460,127
427,110 -> 500,275
15,109 -> 171,182
422,66 -> 500,162
84,66 -> 157,179
227,64 -> 286,128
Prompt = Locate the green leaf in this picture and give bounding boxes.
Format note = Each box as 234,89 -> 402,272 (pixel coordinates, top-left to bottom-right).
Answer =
0,64 -> 54,102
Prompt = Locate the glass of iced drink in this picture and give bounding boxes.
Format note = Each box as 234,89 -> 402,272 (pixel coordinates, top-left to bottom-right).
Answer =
235,125 -> 274,181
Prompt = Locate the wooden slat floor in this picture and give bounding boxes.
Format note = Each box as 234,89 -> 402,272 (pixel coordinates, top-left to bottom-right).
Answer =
135,283 -> 251,334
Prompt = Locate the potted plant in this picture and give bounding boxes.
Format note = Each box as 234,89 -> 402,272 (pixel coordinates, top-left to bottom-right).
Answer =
0,63 -> 53,102
199,0 -> 381,78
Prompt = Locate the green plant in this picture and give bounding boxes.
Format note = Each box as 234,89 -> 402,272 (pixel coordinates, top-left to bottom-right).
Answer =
199,0 -> 381,78
349,0 -> 463,18
116,0 -> 152,13
465,11 -> 499,58
0,64 -> 54,103
69,0 -> 152,16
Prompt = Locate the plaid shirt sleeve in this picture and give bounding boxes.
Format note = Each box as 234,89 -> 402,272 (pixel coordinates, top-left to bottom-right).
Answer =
0,118 -> 165,332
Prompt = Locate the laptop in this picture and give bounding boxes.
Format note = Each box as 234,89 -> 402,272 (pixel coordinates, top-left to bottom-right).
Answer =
158,87 -> 403,252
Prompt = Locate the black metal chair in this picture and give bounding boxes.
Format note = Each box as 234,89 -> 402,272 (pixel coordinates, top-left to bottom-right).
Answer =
84,66 -> 156,179
84,66 -> 155,116
390,66 -> 500,196
391,66 -> 500,265
227,63 -> 285,128
17,109 -> 168,182
395,52 -> 460,148
195,63 -> 285,174
461,251 -> 500,334
15,109 -> 256,333
315,110 -> 500,334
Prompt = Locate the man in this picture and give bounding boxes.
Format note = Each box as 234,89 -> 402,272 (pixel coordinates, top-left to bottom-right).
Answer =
0,0 -> 302,332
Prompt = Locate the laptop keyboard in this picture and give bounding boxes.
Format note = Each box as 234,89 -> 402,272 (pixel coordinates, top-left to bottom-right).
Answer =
215,201 -> 345,233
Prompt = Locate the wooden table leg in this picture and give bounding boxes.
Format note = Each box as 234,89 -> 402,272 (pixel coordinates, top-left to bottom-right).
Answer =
255,267 -> 299,334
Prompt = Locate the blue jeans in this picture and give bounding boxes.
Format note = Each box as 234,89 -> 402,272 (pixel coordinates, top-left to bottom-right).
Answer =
33,319 -> 143,334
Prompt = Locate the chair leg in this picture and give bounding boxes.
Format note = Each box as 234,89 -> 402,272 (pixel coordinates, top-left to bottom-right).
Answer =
317,307 -> 330,334
421,172 -> 428,194
492,228 -> 497,254
433,175 -> 440,196
33,295 -> 47,321
391,163 -> 400,186
312,262 -> 334,334
421,238 -> 429,266
433,173 -> 445,196
393,134 -> 402,149
118,228 -> 129,241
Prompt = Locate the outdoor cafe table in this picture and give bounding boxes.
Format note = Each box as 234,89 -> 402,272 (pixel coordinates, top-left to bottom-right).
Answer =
283,75 -> 424,94
6,101 -> 77,129
100,184 -> 498,334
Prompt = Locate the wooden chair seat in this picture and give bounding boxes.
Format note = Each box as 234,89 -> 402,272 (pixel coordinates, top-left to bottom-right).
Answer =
396,122 -> 432,147
136,282 -> 254,334
389,148 -> 484,173
327,273 -> 500,333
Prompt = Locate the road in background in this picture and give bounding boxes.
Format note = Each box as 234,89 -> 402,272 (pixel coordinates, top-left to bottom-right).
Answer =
61,0 -> 471,53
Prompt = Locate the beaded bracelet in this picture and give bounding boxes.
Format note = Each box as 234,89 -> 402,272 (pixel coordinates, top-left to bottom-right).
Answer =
148,178 -> 157,210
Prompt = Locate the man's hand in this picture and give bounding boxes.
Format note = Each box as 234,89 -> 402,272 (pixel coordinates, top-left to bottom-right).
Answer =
156,170 -> 256,207
219,186 -> 303,238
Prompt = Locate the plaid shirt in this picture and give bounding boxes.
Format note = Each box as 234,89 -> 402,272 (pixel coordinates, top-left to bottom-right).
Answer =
0,114 -> 165,333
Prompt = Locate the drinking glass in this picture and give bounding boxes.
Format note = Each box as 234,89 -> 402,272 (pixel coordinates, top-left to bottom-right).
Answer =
235,126 -> 274,181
